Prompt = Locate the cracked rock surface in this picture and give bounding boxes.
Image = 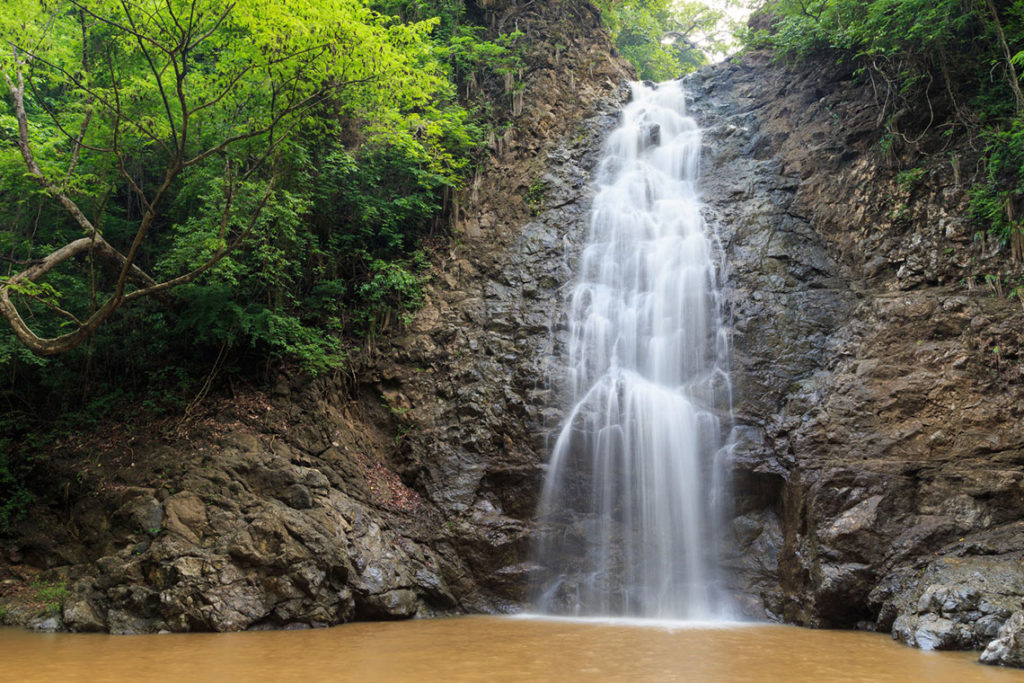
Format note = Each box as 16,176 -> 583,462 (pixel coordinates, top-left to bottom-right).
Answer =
690,52 -> 1024,665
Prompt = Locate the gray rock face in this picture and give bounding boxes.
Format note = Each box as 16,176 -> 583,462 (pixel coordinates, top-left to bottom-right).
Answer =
687,51 -> 1024,662
880,555 -> 1024,650
981,611 -> 1024,667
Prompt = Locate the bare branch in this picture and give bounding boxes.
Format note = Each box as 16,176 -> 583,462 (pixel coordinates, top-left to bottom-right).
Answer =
119,0 -> 181,151
983,0 -> 1024,116
65,9 -> 100,183
113,163 -> 181,299
24,77 -> 109,157
185,79 -> 375,169
11,43 -> 170,152
66,0 -> 173,56
189,42 -> 333,118
184,2 -> 235,52
0,229 -> 172,356
20,292 -> 84,327
0,238 -> 116,355
4,64 -> 101,237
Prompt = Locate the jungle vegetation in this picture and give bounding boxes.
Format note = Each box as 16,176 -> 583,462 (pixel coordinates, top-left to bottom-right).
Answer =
0,0 -> 522,528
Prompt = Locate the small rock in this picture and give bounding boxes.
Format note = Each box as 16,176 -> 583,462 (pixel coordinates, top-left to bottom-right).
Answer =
358,589 -> 419,619
63,597 -> 105,632
895,614 -> 970,650
163,492 -> 208,544
283,484 -> 314,510
980,611 -> 1024,667
107,608 -> 157,635
28,616 -> 62,632
116,496 -> 164,536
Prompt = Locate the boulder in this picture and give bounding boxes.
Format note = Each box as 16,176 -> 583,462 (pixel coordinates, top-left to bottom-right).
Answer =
981,611 -> 1024,667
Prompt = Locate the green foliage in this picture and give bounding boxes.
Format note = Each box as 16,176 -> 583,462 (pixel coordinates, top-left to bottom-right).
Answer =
31,578 -> 67,615
972,121 -> 1024,241
526,179 -> 548,215
758,0 -> 1002,112
752,0 -> 1024,249
0,0 -> 518,452
896,167 -> 926,191
595,0 -> 734,80
356,256 -> 429,335
0,0 -> 475,355
0,446 -> 34,534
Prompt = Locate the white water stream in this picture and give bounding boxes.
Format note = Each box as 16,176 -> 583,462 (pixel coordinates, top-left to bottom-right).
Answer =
534,80 -> 733,619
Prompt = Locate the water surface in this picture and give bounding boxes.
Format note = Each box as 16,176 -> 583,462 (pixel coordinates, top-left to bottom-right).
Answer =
3,616 -> 1023,682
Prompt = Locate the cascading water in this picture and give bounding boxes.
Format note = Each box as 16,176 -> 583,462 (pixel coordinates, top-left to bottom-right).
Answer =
534,80 -> 733,619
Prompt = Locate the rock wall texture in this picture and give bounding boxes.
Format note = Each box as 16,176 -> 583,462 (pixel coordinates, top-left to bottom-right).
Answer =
0,0 -> 630,633
689,51 -> 1024,664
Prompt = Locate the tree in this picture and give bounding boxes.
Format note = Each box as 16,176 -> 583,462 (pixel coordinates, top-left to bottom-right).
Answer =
595,0 -> 736,80
0,0 -> 453,356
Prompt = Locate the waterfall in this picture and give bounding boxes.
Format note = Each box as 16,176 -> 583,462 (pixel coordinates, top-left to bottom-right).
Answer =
534,80 -> 733,620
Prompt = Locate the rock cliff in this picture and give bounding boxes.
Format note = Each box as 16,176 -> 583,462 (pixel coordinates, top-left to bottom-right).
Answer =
690,51 -> 1024,664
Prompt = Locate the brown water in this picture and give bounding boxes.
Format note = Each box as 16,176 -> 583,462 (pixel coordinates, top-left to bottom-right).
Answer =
3,616 -> 1024,682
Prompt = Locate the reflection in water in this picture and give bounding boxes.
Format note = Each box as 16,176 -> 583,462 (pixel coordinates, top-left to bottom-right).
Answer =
3,617 -> 1022,682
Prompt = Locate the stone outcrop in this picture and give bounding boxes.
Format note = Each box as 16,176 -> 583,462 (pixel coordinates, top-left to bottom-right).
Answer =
689,51 -> 1024,663
981,611 -> 1024,667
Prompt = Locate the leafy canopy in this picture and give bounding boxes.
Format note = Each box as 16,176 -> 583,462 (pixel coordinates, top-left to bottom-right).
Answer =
595,0 -> 740,80
0,0 -> 478,361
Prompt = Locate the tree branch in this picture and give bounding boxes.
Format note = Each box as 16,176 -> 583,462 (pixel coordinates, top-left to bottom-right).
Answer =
4,64 -> 101,237
119,0 -> 181,151
124,180 -> 274,302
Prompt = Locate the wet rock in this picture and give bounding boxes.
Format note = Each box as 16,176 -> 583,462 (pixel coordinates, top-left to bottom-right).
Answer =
894,614 -> 971,651
690,49 -> 1024,656
63,598 -> 105,632
107,608 -> 160,635
981,611 -> 1024,667
27,616 -> 62,632
358,589 -> 419,619
62,578 -> 106,633
875,552 -> 1024,651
